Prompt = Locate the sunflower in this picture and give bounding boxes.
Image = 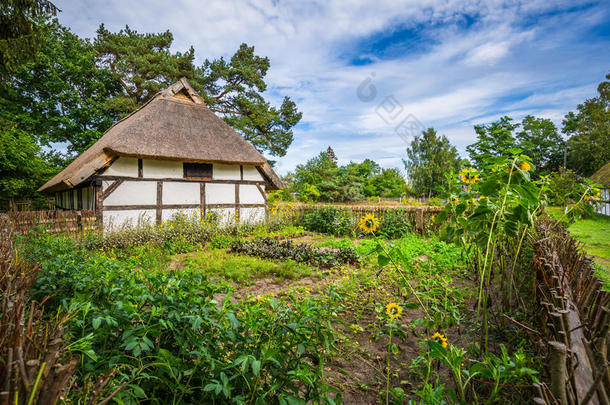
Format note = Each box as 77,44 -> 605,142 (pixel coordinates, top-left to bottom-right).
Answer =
431,332 -> 448,348
520,161 -> 532,171
459,168 -> 480,184
359,213 -> 380,233
386,303 -> 402,320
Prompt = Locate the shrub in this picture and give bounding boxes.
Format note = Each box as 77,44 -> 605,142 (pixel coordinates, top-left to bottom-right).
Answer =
546,170 -> 584,206
21,234 -> 340,403
230,237 -> 359,268
428,197 -> 443,206
301,206 -> 353,236
377,209 -> 412,239
81,213 -> 220,250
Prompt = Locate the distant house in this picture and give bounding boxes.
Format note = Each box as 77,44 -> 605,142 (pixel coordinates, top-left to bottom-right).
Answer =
38,78 -> 282,229
591,161 -> 610,216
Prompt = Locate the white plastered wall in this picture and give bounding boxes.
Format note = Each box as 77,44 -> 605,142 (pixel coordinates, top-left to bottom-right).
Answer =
98,160 -> 269,229
143,160 -> 183,178
239,184 -> 265,204
163,182 -> 200,205
240,207 -> 266,223
206,183 -> 235,204
104,210 -> 155,230
242,165 -> 264,181
209,207 -> 236,224
213,164 -> 240,180
103,181 -> 157,206
102,157 -> 138,177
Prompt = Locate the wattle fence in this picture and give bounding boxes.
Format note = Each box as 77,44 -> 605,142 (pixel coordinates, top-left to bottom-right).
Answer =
532,220 -> 609,405
6,210 -> 97,234
284,203 -> 445,233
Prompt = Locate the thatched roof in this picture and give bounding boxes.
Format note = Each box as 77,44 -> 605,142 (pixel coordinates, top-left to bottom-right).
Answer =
39,78 -> 282,192
591,161 -> 610,188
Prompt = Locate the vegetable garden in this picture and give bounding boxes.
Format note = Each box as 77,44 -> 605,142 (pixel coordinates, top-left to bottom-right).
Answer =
1,153 -> 607,404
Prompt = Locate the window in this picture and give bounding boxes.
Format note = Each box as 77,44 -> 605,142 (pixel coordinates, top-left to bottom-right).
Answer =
184,163 -> 213,179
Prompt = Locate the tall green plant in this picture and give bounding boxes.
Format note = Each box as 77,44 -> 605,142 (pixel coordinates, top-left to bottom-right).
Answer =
435,151 -> 543,351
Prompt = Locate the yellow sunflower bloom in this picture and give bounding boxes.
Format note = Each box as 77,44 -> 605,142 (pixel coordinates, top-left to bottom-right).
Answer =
386,303 -> 402,320
431,332 -> 448,348
359,213 -> 380,233
459,168 -> 480,184
520,161 -> 531,171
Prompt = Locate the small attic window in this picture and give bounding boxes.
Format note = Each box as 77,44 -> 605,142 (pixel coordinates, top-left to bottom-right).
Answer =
184,163 -> 212,179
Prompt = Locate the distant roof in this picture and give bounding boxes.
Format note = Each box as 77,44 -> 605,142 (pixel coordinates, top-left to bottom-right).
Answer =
591,161 -> 610,188
39,78 -> 282,192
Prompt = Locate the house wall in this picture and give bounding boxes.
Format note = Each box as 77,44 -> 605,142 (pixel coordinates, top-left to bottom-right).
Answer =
54,185 -> 95,210
97,157 -> 267,229
595,188 -> 610,216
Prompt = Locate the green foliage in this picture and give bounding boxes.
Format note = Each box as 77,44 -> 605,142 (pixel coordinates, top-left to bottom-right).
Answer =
467,116 -> 519,169
404,128 -> 461,197
1,19 -> 121,159
81,213 -> 219,250
198,43 -> 302,158
438,152 -> 543,350
545,169 -> 584,205
301,206 -> 354,236
0,0 -> 58,76
94,24 -> 195,114
291,151 -> 406,202
230,236 -> 359,268
377,208 -> 412,239
184,248 -> 313,282
365,168 -> 406,198
563,72 -> 610,176
95,25 -> 302,158
22,233 -> 339,403
517,115 -> 564,174
0,124 -> 57,199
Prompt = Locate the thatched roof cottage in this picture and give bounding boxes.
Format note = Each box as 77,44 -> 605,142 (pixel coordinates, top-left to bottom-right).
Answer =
591,161 -> 610,216
38,78 -> 282,228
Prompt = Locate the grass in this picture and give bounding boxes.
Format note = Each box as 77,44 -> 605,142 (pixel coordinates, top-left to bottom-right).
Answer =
181,247 -> 315,283
547,206 -> 610,285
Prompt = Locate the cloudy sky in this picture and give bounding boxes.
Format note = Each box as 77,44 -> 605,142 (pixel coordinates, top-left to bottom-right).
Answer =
54,0 -> 610,174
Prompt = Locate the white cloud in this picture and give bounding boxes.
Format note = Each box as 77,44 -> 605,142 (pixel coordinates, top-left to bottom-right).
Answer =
54,0 -> 610,174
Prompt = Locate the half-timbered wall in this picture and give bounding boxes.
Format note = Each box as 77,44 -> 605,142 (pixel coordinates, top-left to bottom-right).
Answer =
595,188 -> 609,216
54,186 -> 95,210
97,157 -> 267,229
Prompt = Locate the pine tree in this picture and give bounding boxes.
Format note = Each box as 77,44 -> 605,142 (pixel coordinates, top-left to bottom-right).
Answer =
326,146 -> 338,163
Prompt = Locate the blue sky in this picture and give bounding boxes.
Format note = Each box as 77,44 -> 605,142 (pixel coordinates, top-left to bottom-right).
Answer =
55,0 -> 610,175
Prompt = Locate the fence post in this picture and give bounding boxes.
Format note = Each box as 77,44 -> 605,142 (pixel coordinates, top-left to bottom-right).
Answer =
549,341 -> 568,404
77,211 -> 82,233
415,207 -> 424,233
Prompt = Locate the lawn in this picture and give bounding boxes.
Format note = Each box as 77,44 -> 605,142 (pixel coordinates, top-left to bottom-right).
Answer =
547,206 -> 610,284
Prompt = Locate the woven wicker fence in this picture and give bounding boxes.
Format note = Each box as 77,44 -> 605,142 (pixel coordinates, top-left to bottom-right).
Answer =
282,203 -> 445,232
532,220 -> 609,405
6,210 -> 97,235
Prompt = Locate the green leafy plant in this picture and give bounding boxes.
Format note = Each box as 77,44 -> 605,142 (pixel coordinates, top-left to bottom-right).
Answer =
302,206 -> 354,236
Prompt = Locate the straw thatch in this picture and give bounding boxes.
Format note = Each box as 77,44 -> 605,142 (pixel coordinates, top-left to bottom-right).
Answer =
591,161 -> 610,188
39,78 -> 282,192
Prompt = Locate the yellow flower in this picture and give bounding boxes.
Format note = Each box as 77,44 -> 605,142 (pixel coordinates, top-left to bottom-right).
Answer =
459,168 -> 479,184
584,195 -> 590,201
431,332 -> 448,348
358,213 -> 380,233
386,303 -> 402,320
520,161 -> 531,171
478,195 -> 488,201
